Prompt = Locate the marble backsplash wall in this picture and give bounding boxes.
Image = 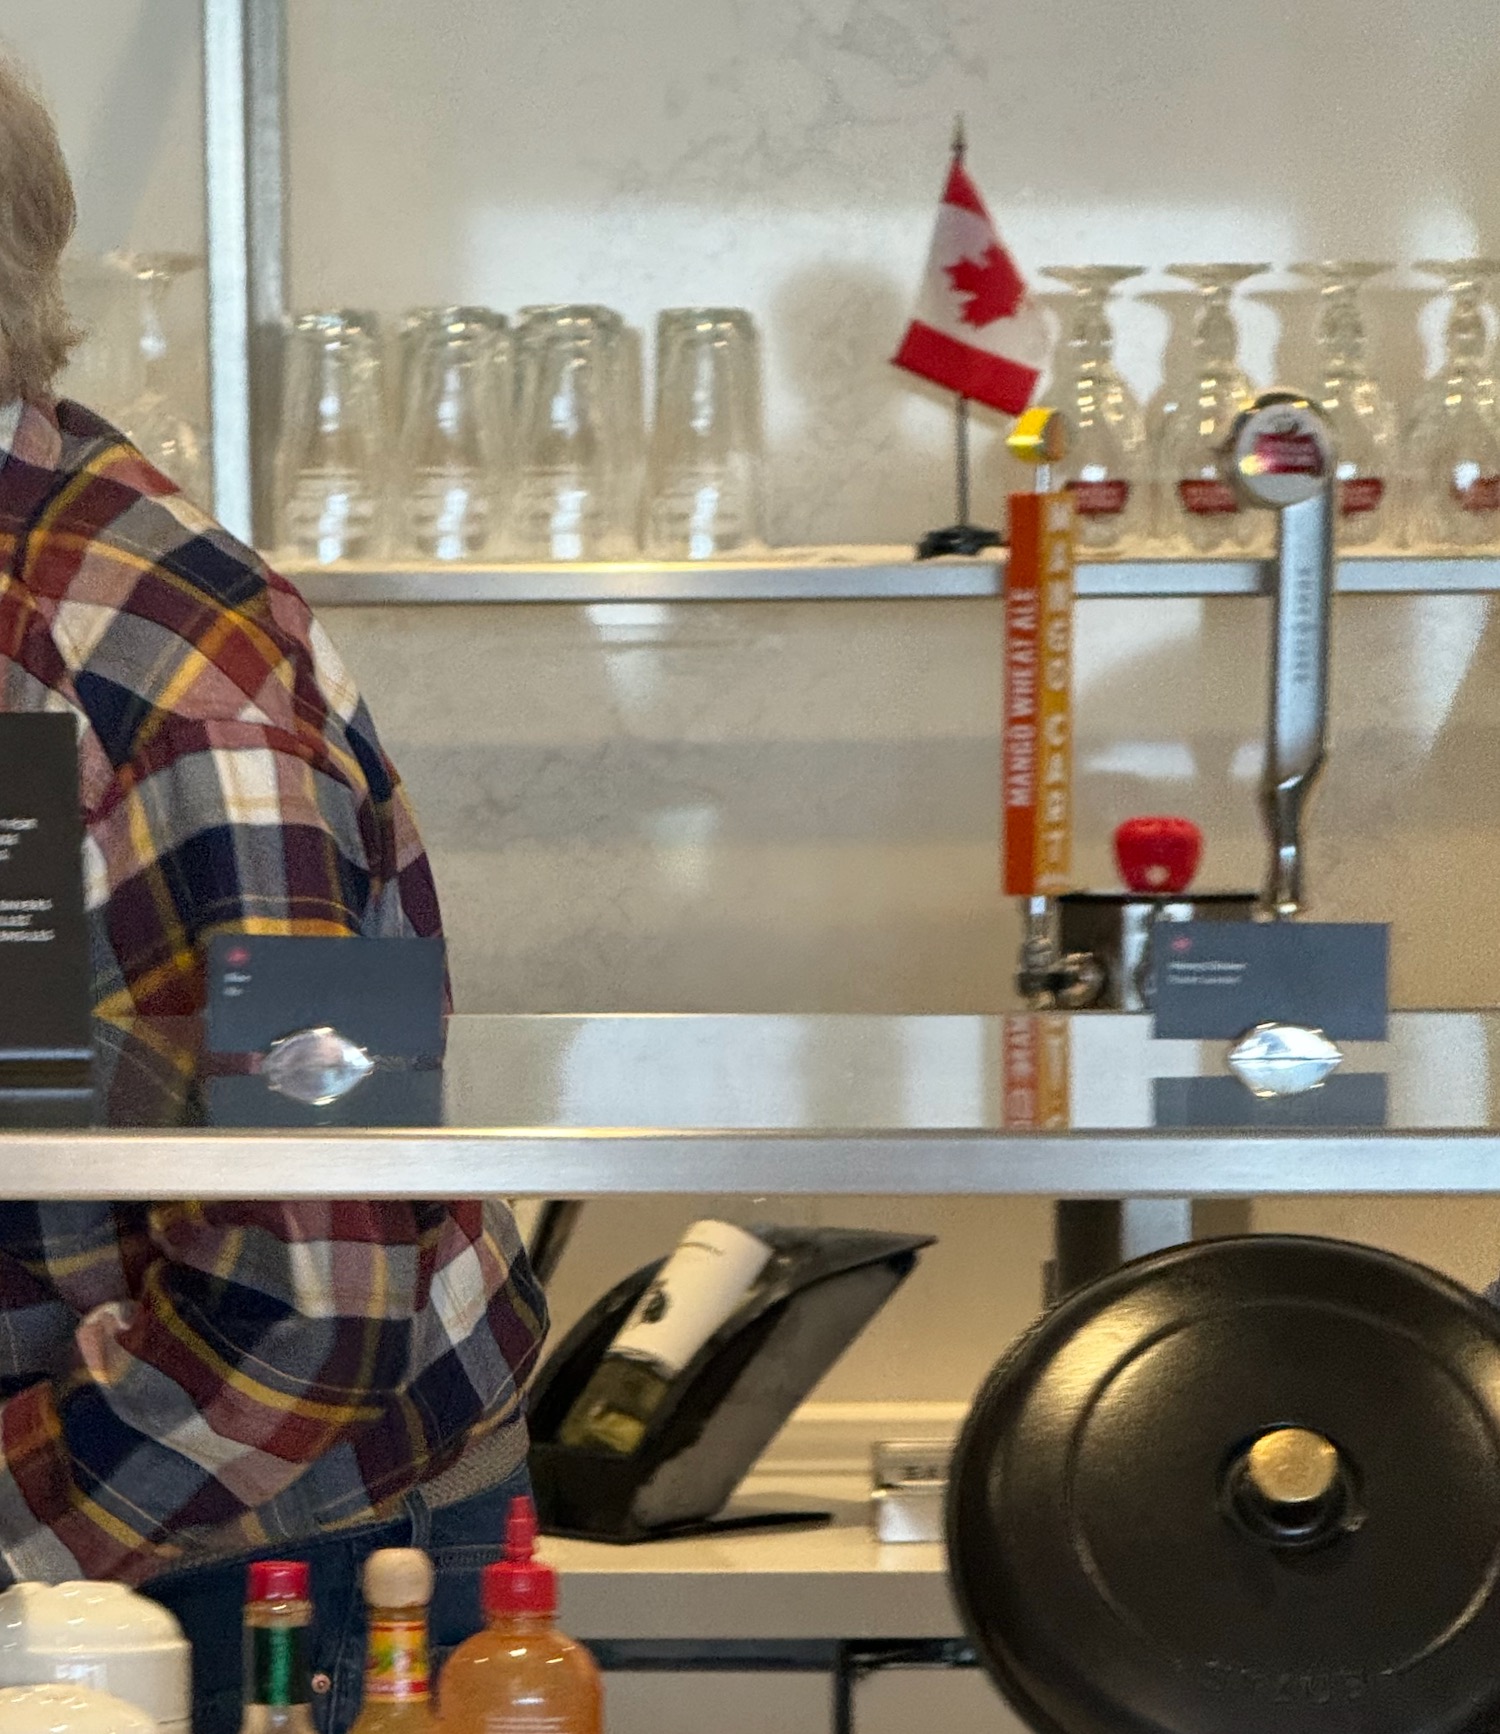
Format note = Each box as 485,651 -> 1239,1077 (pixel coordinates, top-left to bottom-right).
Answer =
270,0 -> 1500,544
321,592 -> 1500,1017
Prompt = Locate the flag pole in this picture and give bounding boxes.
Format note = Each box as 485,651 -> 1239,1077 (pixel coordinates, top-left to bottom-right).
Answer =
956,393 -> 972,525
918,385 -> 1001,559
917,392 -> 999,559
910,112 -> 1005,560
951,118 -> 975,528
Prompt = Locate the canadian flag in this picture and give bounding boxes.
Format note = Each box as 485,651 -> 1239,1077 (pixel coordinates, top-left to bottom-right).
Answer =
893,152 -> 1046,416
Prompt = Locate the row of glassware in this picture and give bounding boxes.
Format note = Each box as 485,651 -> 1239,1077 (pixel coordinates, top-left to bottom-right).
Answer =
274,302 -> 765,563
1051,258 -> 1500,556
87,259 -> 767,563
100,254 -> 1500,562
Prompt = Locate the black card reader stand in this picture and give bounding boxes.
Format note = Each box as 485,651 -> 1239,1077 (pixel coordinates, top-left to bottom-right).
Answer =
529,1226 -> 933,1544
0,714 -> 91,1079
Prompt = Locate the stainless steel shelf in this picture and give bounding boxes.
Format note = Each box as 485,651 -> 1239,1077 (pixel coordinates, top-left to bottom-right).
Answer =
3,1125 -> 1500,1201
287,551 -> 1500,606
27,1014 -> 1500,1201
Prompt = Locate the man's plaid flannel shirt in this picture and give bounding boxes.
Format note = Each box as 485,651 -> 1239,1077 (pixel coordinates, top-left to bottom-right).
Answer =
0,398 -> 545,1585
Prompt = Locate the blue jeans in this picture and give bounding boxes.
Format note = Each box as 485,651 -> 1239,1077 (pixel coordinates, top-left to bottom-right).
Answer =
144,1464 -> 531,1734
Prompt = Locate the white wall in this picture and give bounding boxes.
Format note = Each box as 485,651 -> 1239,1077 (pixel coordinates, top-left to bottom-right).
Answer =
8,0 -> 1500,1405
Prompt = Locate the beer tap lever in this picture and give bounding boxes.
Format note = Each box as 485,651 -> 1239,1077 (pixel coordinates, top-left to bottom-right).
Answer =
1224,392 -> 1337,919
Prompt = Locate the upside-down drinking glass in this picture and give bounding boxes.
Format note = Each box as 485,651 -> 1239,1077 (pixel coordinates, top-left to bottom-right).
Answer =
393,309 -> 510,560
1407,259 -> 1500,548
106,251 -> 211,502
1293,261 -> 1397,547
275,311 -> 387,562
645,308 -> 766,558
511,306 -> 638,559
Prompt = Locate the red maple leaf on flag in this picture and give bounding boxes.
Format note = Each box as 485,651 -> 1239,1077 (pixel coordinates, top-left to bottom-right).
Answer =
945,244 -> 1026,327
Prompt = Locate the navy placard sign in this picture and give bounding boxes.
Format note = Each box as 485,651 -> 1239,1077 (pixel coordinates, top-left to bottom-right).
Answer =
1152,920 -> 1389,1042
204,933 -> 446,1058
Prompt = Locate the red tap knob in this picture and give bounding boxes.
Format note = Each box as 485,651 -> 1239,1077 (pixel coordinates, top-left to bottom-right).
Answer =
1114,816 -> 1203,895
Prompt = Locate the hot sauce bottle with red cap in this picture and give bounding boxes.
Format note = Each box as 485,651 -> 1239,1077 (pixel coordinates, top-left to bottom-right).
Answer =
437,1497 -> 602,1734
241,1560 -> 317,1734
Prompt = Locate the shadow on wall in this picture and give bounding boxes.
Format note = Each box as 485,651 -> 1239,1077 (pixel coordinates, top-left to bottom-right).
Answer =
771,260 -> 969,546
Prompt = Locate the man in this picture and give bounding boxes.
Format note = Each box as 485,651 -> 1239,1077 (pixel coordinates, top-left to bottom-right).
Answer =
0,55 -> 546,1733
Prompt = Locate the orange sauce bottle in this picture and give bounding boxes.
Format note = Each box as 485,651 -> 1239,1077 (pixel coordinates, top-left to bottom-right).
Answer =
437,1498 -> 601,1733
350,1548 -> 437,1733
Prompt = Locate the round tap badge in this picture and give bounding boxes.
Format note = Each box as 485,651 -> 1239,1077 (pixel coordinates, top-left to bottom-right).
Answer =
1225,392 -> 1334,509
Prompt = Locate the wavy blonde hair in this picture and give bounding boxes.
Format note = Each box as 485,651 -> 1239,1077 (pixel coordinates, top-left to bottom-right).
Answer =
0,56 -> 78,402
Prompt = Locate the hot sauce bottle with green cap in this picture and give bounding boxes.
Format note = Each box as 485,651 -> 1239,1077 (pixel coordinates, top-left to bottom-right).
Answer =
240,1560 -> 316,1734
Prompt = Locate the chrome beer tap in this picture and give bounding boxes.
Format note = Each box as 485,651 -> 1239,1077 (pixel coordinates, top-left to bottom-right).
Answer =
1012,391 -> 1338,1011
1223,392 -> 1338,918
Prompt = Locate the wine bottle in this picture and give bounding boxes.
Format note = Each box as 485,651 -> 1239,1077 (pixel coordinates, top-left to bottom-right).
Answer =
557,1219 -> 773,1454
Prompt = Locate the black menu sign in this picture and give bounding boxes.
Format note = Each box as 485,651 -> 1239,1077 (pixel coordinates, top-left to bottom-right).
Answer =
1151,920 -> 1389,1041
0,714 -> 91,1063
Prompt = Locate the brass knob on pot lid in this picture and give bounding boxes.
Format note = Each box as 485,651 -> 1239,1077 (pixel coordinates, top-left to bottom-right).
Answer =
1245,1426 -> 1339,1510
1229,1425 -> 1353,1548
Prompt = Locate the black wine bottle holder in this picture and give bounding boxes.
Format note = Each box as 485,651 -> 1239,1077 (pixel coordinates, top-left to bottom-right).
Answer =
528,1225 -> 933,1543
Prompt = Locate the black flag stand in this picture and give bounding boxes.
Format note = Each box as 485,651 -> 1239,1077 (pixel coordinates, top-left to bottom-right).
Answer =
915,393 -> 1003,559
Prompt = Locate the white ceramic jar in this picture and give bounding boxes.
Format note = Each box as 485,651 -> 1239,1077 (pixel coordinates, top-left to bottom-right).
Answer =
0,1582 -> 190,1732
0,1681 -> 157,1732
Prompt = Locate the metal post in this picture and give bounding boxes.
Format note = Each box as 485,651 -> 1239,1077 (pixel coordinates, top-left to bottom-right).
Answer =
1119,1198 -> 1194,1261
1049,1200 -> 1240,1302
203,0 -> 287,546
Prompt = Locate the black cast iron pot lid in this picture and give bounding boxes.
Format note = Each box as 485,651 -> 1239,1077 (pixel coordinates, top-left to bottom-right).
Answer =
948,1235 -> 1500,1734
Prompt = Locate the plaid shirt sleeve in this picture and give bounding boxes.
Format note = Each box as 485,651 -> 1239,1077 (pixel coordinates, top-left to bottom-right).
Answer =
0,1196 -> 547,1587
0,402 -> 545,1583
0,398 -> 440,1017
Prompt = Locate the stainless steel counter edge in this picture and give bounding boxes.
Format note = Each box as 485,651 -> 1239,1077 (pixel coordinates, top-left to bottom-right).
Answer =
3,1128 -> 1499,1198
288,553 -> 1500,605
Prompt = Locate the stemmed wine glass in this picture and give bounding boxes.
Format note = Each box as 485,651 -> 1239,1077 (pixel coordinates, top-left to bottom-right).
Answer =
1156,262 -> 1269,553
106,252 -> 211,502
1041,265 -> 1147,554
1406,259 -> 1500,548
1293,262 -> 1396,547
